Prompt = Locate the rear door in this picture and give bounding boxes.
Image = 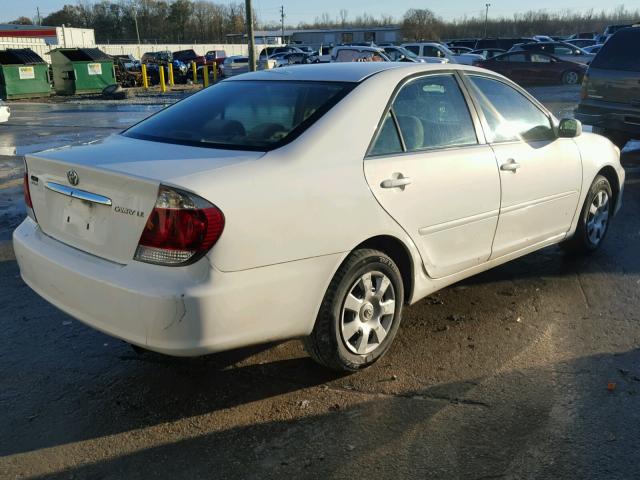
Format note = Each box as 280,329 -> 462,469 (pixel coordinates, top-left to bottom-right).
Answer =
364,73 -> 501,278
463,74 -> 582,258
529,53 -> 558,83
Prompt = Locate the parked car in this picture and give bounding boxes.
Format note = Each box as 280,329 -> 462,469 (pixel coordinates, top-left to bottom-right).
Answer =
597,24 -> 633,43
141,50 -> 172,65
262,52 -> 316,67
382,46 -> 421,62
582,44 -> 603,54
510,41 -> 595,65
331,46 -> 390,62
258,46 -> 302,58
475,51 -> 587,85
448,46 -> 473,54
473,37 -> 536,50
470,48 -> 505,59
315,45 -> 333,63
532,35 -> 554,42
173,49 -> 207,67
0,100 -> 10,123
401,42 -> 482,65
220,55 -> 249,77
205,50 -> 226,66
568,32 -> 597,40
15,62 -> 624,371
447,39 -> 478,49
575,27 -> 640,148
567,39 -> 598,49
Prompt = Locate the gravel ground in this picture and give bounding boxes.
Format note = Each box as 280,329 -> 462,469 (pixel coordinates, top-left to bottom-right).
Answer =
1,84 -> 640,479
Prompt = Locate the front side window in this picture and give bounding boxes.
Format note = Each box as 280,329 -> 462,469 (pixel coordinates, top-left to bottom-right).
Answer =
504,53 -> 527,62
389,74 -> 477,151
404,45 -> 420,55
467,75 -> 555,143
124,80 -> 353,151
423,46 -> 443,58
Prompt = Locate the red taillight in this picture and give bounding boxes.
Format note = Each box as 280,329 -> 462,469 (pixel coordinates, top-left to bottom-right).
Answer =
23,173 -> 33,209
134,186 -> 224,266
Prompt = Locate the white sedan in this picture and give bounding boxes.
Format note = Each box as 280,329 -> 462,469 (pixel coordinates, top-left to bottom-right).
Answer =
14,63 -> 624,371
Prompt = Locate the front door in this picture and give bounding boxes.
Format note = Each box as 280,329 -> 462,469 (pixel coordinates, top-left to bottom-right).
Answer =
464,74 -> 582,258
364,73 -> 501,278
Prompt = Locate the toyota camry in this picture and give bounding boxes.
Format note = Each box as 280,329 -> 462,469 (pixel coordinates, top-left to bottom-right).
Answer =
14,62 -> 624,371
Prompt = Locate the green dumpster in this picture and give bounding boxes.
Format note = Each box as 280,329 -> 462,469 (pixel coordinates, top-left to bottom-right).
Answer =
0,49 -> 51,100
49,48 -> 115,95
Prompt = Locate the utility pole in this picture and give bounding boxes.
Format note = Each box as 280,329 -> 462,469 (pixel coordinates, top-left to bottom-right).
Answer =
245,0 -> 256,71
133,7 -> 141,44
36,6 -> 41,25
484,3 -> 491,38
280,5 -> 285,42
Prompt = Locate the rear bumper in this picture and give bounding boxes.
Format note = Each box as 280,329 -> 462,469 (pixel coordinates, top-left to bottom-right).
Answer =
576,100 -> 640,136
13,219 -> 343,356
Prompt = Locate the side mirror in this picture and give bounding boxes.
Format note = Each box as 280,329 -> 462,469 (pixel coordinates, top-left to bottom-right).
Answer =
558,118 -> 582,138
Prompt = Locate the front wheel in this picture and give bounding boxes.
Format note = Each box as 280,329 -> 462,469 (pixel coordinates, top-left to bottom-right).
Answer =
562,175 -> 613,254
304,249 -> 404,372
562,70 -> 581,85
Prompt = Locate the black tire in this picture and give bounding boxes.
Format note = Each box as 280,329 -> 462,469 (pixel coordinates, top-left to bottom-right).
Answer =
562,175 -> 613,254
304,249 -> 404,372
561,70 -> 581,85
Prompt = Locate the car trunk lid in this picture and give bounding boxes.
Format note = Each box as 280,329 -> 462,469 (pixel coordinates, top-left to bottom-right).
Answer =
25,134 -> 263,264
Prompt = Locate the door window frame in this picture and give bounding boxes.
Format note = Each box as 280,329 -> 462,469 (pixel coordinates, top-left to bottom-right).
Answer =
458,72 -> 558,145
365,70 -> 488,158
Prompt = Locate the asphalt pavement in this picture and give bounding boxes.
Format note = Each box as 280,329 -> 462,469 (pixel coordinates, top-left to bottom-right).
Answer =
1,86 -> 640,479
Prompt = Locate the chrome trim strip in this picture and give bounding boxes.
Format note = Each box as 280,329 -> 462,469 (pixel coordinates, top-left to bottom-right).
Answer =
45,181 -> 112,206
419,209 -> 499,236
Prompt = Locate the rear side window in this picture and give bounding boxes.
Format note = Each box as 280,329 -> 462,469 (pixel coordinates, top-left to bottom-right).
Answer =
374,74 -> 477,153
590,28 -> 640,72
124,80 -> 353,151
369,112 -> 403,156
404,45 -> 420,55
467,76 -> 554,143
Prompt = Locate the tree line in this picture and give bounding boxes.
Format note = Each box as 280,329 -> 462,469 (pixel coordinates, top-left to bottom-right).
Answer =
5,1 -> 640,43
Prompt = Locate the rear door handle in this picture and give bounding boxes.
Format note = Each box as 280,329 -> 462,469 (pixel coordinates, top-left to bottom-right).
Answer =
381,177 -> 412,189
500,159 -> 521,172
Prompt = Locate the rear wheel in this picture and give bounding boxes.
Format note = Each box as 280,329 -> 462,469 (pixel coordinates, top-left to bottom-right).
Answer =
304,249 -> 404,372
562,70 -> 580,85
563,175 -> 613,254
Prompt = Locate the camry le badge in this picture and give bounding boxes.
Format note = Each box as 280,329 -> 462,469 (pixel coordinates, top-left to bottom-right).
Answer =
67,170 -> 79,186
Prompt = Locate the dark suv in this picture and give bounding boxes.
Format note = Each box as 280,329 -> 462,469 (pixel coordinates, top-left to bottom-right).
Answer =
576,27 -> 640,147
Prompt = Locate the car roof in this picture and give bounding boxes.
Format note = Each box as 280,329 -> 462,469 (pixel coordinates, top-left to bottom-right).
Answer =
226,62 -> 482,83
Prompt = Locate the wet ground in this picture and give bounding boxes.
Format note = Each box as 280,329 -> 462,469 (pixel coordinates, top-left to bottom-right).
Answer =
1,86 -> 640,479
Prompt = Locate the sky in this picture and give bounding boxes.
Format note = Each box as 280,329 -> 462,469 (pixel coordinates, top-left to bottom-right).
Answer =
3,0 -> 640,25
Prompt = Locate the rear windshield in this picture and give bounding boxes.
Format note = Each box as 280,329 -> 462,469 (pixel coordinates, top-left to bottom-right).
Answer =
124,80 -> 354,151
590,29 -> 640,72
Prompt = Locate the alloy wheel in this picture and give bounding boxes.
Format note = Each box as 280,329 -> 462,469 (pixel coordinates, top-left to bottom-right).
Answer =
340,271 -> 396,355
586,190 -> 609,245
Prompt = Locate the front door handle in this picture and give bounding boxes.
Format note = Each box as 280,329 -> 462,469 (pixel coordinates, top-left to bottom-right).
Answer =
500,159 -> 521,172
381,177 -> 412,189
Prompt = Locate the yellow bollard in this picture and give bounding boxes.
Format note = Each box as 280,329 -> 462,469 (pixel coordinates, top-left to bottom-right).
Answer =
168,63 -> 174,86
141,63 -> 149,89
192,61 -> 197,83
212,62 -> 217,83
203,64 -> 209,88
159,65 -> 166,93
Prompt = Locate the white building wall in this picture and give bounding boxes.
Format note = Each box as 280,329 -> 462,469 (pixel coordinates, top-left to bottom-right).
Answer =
0,37 -> 267,63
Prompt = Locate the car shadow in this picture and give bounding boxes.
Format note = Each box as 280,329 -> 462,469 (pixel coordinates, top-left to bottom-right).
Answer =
18,348 -> 640,480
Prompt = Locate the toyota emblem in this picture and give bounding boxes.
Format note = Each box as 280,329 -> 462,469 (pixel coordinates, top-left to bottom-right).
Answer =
67,170 -> 79,186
